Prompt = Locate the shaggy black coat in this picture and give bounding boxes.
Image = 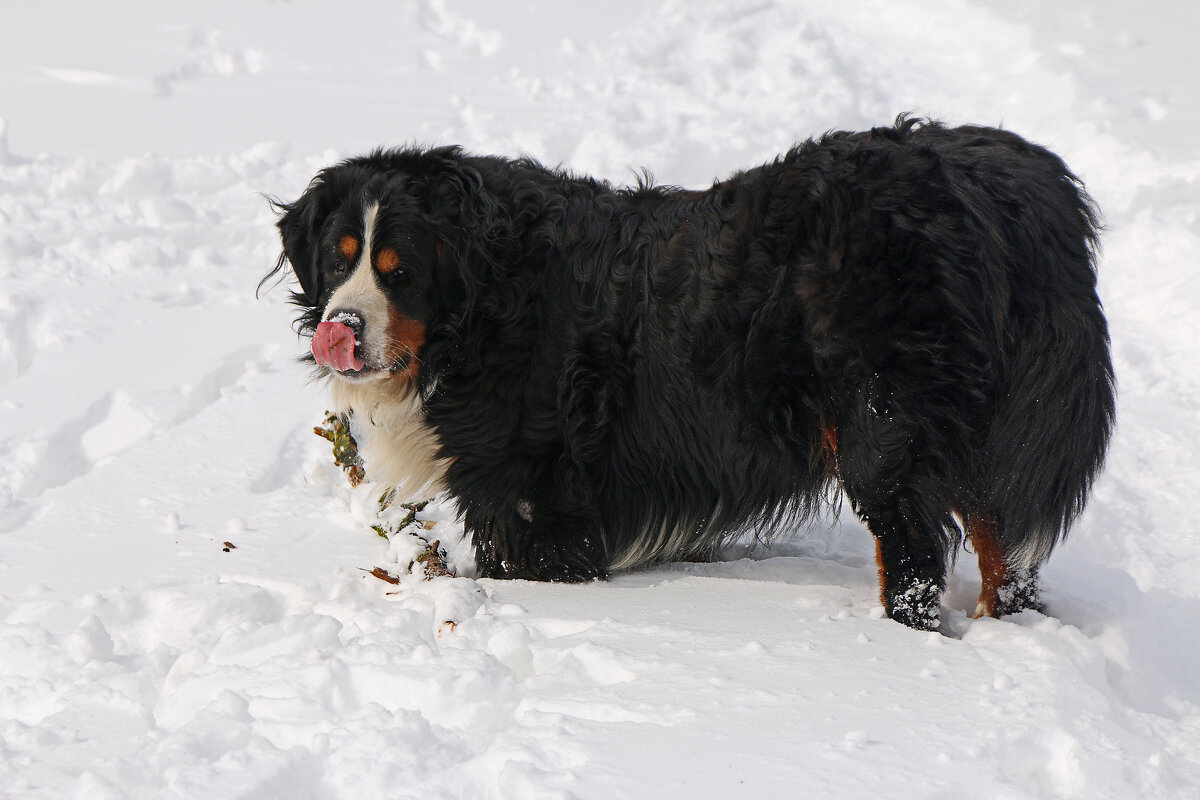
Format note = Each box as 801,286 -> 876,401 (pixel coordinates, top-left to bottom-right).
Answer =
270,117 -> 1115,630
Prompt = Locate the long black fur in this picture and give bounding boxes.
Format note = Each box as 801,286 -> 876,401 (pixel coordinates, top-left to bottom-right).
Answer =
268,116 -> 1115,629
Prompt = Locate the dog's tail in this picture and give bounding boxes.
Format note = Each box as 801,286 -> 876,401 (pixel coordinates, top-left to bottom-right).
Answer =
980,171 -> 1115,569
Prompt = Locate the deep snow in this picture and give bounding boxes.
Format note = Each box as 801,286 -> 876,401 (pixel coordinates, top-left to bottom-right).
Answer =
2,1 -> 1199,798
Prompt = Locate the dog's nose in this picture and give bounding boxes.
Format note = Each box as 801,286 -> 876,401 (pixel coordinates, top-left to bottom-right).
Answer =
325,309 -> 364,336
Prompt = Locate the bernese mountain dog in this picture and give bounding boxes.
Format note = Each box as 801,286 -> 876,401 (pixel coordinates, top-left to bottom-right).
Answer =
266,116 -> 1114,630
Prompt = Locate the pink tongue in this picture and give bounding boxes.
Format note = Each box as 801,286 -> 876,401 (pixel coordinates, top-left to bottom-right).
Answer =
312,321 -> 365,372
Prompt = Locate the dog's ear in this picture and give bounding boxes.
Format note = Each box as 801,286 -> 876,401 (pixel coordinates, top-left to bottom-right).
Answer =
272,183 -> 331,304
262,170 -> 345,306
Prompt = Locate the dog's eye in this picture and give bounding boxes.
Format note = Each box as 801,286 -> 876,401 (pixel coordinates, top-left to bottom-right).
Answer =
333,261 -> 348,275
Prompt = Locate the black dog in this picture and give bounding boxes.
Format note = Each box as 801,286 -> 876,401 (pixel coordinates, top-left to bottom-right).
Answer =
267,116 -> 1114,630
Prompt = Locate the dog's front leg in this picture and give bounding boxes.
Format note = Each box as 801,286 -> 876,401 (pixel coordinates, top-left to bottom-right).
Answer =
468,491 -> 608,582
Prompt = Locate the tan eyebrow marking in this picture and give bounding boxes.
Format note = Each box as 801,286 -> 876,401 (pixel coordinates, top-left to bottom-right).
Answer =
338,235 -> 360,261
376,247 -> 402,274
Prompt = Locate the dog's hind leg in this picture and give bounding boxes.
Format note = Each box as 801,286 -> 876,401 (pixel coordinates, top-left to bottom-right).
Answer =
835,425 -> 952,630
861,503 -> 948,630
966,514 -> 1044,618
829,372 -> 968,629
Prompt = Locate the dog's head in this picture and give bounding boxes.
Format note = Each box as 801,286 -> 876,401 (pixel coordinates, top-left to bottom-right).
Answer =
267,150 -> 485,386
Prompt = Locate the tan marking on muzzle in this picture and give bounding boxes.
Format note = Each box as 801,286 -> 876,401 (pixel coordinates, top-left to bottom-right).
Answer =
386,310 -> 427,381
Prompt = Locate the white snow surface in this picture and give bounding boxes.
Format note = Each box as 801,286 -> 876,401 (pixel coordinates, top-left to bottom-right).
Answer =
2,1 -> 1200,797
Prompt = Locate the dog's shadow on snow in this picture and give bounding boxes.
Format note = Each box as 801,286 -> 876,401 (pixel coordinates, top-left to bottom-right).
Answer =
612,514 -> 880,592
604,517 -> 1200,718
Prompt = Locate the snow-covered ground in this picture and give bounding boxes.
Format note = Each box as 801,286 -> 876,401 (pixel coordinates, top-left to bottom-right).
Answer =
3,1 -> 1199,797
